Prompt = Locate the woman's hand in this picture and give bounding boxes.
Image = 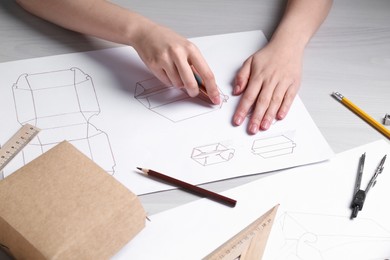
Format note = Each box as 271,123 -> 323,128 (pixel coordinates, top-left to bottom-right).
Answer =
232,0 -> 332,134
233,42 -> 303,134
132,23 -> 221,105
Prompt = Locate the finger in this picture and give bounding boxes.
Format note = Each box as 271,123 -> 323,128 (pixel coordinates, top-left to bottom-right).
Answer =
277,81 -> 300,120
190,53 -> 220,105
259,81 -> 288,130
164,63 -> 185,89
247,80 -> 276,134
152,68 -> 172,87
234,57 -> 252,95
175,58 -> 199,97
145,53 -> 178,88
233,76 -> 264,128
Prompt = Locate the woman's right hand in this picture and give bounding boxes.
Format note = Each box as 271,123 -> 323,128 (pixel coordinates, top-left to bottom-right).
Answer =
132,22 -> 221,105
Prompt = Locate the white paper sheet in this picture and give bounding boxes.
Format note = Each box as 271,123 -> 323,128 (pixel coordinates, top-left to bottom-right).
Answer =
113,140 -> 390,259
0,31 -> 333,194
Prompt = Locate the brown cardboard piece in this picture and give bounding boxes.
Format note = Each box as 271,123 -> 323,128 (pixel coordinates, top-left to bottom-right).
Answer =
0,141 -> 146,259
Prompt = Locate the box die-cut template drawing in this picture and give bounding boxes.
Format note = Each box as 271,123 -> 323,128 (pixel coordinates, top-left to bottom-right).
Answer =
135,77 -> 228,122
12,68 -> 115,174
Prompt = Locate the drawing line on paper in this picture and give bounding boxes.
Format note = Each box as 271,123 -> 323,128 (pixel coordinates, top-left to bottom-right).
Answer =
269,211 -> 390,260
135,77 -> 228,123
9,67 -> 116,176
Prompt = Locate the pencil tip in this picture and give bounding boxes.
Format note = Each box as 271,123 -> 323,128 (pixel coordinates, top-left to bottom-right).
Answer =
136,167 -> 142,171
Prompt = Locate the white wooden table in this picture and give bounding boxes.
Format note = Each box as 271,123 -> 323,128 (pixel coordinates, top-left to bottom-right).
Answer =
0,1 -> 389,257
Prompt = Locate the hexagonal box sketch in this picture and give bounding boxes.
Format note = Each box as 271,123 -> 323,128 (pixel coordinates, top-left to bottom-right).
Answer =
252,135 -> 296,159
12,67 -> 116,174
191,143 -> 235,166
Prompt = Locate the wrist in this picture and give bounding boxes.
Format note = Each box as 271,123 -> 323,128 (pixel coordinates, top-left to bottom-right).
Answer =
267,35 -> 305,61
269,27 -> 308,55
123,13 -> 158,48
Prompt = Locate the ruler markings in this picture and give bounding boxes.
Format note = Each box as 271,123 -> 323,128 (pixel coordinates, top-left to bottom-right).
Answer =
0,124 -> 40,172
204,204 -> 279,260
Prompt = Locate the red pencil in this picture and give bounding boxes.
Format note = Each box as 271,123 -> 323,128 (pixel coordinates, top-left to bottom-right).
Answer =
136,167 -> 237,207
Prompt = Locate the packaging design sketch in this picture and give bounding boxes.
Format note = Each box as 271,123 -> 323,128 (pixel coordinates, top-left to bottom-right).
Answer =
10,67 -> 116,175
135,77 -> 228,122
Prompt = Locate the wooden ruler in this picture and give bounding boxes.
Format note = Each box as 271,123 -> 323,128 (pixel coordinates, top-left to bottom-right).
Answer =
204,204 -> 279,260
0,124 -> 40,172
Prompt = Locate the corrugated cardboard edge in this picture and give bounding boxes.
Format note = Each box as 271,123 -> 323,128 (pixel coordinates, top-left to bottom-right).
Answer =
0,141 -> 146,259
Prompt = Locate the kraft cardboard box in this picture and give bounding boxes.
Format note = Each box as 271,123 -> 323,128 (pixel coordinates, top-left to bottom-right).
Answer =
0,141 -> 146,259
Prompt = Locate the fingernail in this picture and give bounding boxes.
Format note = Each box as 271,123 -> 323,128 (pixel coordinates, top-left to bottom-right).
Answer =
233,85 -> 240,95
211,95 -> 221,105
234,115 -> 243,126
249,123 -> 259,134
277,111 -> 286,120
260,119 -> 271,130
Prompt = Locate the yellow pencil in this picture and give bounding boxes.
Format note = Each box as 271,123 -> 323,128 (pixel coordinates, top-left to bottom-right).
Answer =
332,92 -> 390,139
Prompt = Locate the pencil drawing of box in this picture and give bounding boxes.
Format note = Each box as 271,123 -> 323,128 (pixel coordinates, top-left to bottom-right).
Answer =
135,77 -> 227,122
252,135 -> 296,158
12,67 -> 116,174
191,143 -> 235,166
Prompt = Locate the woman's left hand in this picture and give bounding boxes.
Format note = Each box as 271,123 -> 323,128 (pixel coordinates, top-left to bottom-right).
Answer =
232,42 -> 303,134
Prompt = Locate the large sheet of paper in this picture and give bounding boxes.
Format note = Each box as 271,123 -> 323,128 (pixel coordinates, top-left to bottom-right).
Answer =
0,31 -> 333,194
114,140 -> 390,259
